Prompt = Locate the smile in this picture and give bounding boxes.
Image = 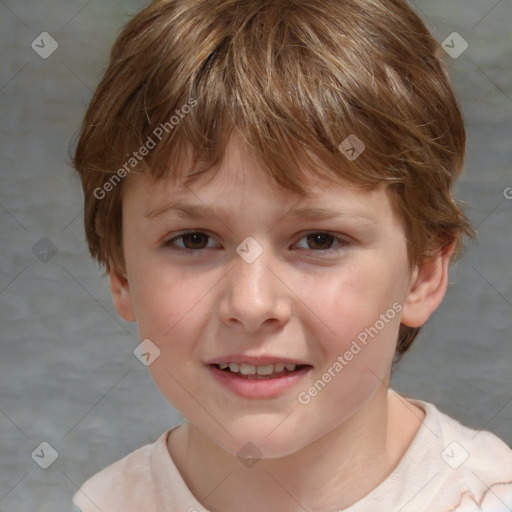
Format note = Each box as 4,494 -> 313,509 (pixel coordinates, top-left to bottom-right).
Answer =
208,363 -> 312,399
214,362 -> 308,379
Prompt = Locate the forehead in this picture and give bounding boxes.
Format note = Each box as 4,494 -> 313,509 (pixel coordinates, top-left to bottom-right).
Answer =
124,179 -> 393,234
123,132 -> 393,226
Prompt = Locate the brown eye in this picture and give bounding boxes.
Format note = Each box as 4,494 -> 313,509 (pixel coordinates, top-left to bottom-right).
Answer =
165,231 -> 214,251
180,232 -> 209,249
294,232 -> 350,253
164,230 -> 350,256
305,233 -> 335,250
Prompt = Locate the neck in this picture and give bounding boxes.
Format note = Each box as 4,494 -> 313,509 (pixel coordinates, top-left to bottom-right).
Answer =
167,387 -> 424,512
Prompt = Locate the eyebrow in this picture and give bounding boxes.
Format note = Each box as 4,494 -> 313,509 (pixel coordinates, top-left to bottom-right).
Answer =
145,201 -> 378,224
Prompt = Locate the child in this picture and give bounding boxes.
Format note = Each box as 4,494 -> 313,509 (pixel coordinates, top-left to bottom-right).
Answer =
72,0 -> 512,510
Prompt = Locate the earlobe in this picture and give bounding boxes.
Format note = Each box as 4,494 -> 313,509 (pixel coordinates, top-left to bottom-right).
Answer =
109,268 -> 136,322
400,243 -> 455,328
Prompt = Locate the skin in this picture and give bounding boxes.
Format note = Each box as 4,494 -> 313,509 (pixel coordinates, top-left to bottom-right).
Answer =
110,132 -> 454,511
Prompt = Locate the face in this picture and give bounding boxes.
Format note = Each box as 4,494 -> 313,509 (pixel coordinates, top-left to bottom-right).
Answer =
113,133 -> 423,459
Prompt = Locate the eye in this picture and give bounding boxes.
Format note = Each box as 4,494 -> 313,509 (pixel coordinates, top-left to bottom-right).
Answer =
293,232 -> 351,253
164,230 -> 350,255
164,231 -> 219,252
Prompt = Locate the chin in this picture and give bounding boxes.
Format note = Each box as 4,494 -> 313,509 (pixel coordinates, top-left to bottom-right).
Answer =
210,421 -> 312,461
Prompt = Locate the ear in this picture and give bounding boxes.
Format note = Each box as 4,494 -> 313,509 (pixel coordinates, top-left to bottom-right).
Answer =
400,242 -> 455,328
109,268 -> 136,322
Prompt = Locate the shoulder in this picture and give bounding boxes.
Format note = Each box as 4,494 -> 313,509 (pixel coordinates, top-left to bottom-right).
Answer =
409,395 -> 512,511
72,430 -> 171,512
429,401 -> 512,475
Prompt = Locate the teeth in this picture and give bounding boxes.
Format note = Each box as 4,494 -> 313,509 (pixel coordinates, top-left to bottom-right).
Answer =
256,364 -> 274,375
228,363 -> 240,372
217,362 -> 300,374
239,363 -> 256,375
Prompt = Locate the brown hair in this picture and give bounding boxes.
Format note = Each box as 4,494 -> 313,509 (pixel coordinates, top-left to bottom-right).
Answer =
73,0 -> 475,359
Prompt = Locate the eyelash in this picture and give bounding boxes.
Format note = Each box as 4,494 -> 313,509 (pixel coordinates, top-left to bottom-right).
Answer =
163,230 -> 351,256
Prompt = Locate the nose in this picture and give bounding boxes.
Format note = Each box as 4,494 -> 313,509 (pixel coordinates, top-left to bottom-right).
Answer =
218,247 -> 292,333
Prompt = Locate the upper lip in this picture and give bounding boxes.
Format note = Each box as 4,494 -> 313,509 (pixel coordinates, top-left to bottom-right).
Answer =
206,354 -> 312,366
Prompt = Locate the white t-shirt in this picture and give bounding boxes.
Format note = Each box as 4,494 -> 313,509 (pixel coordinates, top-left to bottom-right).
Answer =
73,390 -> 512,512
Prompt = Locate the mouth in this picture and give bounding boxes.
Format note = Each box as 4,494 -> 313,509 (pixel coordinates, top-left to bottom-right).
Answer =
205,354 -> 313,398
210,362 -> 311,380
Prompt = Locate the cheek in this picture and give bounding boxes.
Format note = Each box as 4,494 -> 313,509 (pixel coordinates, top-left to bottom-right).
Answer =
127,260 -> 211,413
294,265 -> 403,423
312,261 -> 403,342
127,250 -> 204,335
301,256 -> 408,399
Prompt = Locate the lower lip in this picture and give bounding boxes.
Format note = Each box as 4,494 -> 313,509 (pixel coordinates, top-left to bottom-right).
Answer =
208,365 -> 311,399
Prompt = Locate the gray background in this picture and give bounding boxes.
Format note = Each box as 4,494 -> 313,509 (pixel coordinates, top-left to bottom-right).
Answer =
0,0 -> 511,510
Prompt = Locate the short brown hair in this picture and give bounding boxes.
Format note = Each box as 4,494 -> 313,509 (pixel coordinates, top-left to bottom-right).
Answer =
73,0 -> 475,359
